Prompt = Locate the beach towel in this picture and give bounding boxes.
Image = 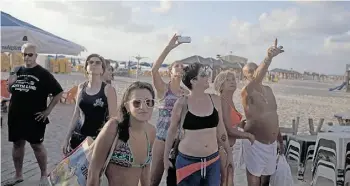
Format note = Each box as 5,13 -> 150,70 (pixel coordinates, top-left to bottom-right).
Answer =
232,127 -> 246,170
47,135 -> 118,186
242,139 -> 277,177
270,155 -> 293,186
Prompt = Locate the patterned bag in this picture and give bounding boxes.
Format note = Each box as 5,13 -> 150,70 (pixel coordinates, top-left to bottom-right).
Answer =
48,135 -> 118,186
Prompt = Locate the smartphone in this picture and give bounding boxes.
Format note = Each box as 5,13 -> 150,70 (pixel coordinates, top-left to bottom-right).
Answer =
177,36 -> 191,44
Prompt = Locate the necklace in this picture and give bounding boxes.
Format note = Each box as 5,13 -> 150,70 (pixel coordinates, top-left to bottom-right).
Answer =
255,87 -> 268,104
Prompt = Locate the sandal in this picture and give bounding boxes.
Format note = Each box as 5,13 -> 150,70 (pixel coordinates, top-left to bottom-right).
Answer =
3,178 -> 24,186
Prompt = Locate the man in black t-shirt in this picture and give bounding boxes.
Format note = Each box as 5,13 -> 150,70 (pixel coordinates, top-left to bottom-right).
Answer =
5,43 -> 63,186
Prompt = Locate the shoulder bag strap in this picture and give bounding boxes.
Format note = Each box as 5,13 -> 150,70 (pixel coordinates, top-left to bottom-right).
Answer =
100,128 -> 119,175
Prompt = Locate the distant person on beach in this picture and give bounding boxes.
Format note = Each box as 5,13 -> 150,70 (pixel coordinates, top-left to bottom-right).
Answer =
5,43 -> 63,186
87,81 -> 156,186
164,63 -> 233,186
241,39 -> 284,186
102,59 -> 115,84
150,34 -> 188,186
62,54 -> 118,154
213,70 -> 255,186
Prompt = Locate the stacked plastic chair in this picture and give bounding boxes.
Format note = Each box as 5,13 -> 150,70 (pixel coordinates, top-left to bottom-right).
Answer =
344,143 -> 350,185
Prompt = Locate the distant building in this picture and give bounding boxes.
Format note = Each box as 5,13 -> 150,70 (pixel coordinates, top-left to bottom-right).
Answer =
270,68 -> 302,79
220,55 -> 248,65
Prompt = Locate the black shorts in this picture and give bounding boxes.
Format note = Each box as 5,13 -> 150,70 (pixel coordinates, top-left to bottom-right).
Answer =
8,121 -> 47,144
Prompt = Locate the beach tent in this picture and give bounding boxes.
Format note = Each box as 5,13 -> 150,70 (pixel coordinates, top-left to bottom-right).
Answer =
1,11 -> 86,55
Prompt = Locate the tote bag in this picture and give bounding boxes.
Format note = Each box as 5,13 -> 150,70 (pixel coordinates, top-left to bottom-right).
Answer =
48,135 -> 118,186
270,155 -> 293,186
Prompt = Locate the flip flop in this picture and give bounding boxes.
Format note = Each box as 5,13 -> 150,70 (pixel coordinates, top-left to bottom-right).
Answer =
3,178 -> 24,186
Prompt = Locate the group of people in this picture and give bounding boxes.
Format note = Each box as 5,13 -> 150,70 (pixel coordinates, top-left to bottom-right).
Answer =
4,35 -> 284,186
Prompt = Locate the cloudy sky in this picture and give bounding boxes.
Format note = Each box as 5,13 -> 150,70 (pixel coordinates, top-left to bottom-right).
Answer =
2,1 -> 350,75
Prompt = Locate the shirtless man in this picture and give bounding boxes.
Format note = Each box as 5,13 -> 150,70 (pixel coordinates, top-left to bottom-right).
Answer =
241,39 -> 284,186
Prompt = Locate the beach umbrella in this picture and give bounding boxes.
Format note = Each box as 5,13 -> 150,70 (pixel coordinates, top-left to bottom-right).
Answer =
1,11 -> 86,55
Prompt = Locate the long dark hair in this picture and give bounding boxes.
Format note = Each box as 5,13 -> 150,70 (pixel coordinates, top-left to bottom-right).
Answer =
117,81 -> 155,142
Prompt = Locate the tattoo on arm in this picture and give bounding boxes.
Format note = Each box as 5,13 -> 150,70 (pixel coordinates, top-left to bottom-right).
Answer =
220,134 -> 227,142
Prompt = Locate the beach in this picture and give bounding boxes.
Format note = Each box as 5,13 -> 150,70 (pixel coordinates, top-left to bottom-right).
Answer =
1,72 -> 349,186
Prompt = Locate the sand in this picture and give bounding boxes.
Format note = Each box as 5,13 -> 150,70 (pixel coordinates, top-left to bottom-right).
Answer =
2,72 -> 349,186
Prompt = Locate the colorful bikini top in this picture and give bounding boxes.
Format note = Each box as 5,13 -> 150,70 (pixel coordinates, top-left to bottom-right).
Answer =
109,132 -> 152,168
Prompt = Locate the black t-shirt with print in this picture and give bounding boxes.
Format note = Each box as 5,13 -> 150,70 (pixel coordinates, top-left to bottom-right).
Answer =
8,65 -> 63,126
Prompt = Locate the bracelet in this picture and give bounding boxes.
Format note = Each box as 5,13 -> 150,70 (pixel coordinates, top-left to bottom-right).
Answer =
264,57 -> 272,64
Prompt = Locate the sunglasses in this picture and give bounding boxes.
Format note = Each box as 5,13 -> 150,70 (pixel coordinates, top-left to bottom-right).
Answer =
199,71 -> 210,77
88,60 -> 102,65
128,99 -> 155,108
23,53 -> 34,57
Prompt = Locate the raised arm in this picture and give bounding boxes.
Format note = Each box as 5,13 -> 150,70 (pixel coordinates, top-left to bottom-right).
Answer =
87,119 -> 118,186
151,34 -> 181,98
248,39 -> 284,89
163,97 -> 185,169
105,84 -> 118,118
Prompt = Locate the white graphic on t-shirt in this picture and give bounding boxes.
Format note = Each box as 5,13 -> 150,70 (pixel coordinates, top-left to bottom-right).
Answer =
11,74 -> 39,92
93,98 -> 104,107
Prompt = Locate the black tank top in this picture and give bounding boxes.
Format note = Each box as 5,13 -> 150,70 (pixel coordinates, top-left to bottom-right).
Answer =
182,95 -> 219,130
79,82 -> 109,136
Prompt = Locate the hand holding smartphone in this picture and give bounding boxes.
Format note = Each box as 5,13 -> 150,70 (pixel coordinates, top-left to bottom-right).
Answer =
177,36 -> 191,44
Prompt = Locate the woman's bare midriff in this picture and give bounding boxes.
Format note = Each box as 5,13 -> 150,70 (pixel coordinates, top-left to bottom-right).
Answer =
178,128 -> 218,157
244,112 -> 279,144
105,164 -> 143,186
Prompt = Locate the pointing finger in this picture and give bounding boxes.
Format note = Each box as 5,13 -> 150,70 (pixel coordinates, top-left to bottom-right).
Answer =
274,38 -> 278,48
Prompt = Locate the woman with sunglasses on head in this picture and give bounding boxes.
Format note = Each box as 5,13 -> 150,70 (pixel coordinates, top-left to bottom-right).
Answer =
150,34 -> 188,186
164,63 -> 233,186
87,81 -> 156,186
213,70 -> 255,186
62,54 -> 118,154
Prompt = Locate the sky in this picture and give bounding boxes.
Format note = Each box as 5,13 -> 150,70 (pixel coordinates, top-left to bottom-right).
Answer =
1,1 -> 350,75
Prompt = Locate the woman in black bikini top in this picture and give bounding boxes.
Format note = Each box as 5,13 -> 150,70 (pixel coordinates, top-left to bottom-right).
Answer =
164,63 -> 233,186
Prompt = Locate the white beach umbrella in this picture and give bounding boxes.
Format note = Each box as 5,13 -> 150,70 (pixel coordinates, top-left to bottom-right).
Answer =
1,11 -> 86,55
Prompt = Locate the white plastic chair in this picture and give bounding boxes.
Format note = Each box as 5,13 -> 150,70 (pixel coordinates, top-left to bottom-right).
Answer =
345,148 -> 350,185
312,160 -> 337,186
286,140 -> 300,162
312,146 -> 337,171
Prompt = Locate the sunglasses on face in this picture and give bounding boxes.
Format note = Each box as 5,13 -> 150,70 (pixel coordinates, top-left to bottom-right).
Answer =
23,53 -> 34,57
128,99 -> 155,109
88,60 -> 102,65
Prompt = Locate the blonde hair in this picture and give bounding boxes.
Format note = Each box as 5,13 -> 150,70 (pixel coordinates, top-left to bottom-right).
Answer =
213,70 -> 236,95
